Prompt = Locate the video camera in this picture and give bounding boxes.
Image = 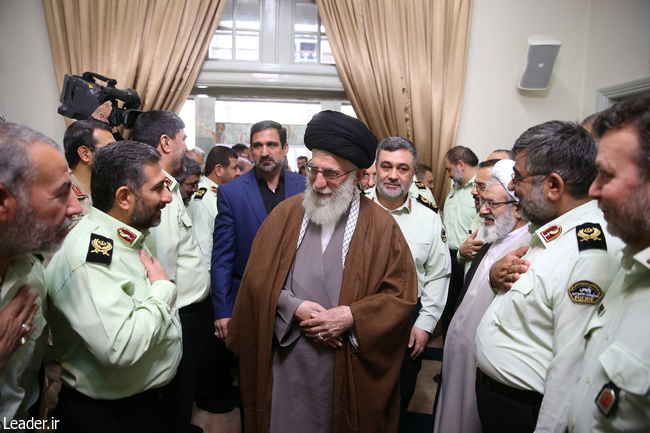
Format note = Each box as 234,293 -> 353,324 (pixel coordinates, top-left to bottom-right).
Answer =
57,72 -> 143,129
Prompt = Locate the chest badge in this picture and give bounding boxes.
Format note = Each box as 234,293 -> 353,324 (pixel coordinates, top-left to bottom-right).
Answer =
117,227 -> 137,245
596,381 -> 620,418
541,225 -> 562,242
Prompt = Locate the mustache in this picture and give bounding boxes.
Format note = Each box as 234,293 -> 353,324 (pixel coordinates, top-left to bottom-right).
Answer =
484,214 -> 495,222
259,156 -> 274,162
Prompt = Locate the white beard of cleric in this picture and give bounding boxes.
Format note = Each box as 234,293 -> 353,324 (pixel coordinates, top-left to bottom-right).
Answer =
482,204 -> 518,244
302,174 -> 357,226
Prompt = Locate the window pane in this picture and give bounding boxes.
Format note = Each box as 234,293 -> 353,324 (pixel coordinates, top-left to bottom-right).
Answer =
294,34 -> 317,63
236,31 -> 259,60
220,0 -> 234,28
236,0 -> 260,30
320,36 -> 335,64
210,31 -> 233,59
295,3 -> 318,33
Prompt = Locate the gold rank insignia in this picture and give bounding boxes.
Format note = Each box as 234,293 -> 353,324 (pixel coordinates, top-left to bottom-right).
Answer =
441,227 -> 447,243
417,195 -> 439,213
568,281 -> 603,304
195,188 -> 207,200
117,227 -> 137,245
540,225 -> 562,242
165,177 -> 172,190
71,184 -> 85,198
415,180 -> 426,189
86,234 -> 113,265
210,186 -> 218,194
576,223 -> 607,252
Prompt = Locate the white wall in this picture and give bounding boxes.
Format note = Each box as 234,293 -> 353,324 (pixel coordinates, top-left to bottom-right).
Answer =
0,0 -> 66,146
456,0 -> 650,161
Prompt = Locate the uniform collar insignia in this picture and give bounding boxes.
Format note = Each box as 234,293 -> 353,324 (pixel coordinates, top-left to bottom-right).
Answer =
540,225 -> 562,242
117,227 -> 137,245
165,177 -> 173,190
210,186 -> 218,194
71,184 -> 85,198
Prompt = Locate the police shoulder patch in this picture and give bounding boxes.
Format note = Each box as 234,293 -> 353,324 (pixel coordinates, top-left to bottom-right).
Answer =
576,222 -> 607,252
194,188 -> 207,200
568,280 -> 603,304
86,233 -> 113,265
417,195 -> 439,213
414,180 -> 426,189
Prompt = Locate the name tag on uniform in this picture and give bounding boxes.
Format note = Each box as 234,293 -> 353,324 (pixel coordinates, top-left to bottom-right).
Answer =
596,381 -> 620,417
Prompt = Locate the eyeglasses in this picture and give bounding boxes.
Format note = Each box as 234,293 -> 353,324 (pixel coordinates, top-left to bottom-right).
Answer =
183,180 -> 200,189
479,197 -> 516,210
511,172 -> 550,185
305,160 -> 355,181
475,182 -> 487,192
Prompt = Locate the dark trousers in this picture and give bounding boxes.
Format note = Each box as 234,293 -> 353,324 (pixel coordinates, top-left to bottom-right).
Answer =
195,335 -> 234,403
398,300 -> 423,433
440,248 -> 464,341
166,296 -> 214,433
56,384 -> 170,433
475,368 -> 543,433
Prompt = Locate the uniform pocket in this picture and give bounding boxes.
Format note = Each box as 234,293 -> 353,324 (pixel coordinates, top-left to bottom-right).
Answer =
599,341 -> 650,395
496,274 -> 534,331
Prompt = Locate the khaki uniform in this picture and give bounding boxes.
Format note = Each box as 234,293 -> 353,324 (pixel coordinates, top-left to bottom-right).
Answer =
368,188 -> 450,332
45,208 -> 182,399
145,171 -> 209,308
475,200 -> 625,432
0,254 -> 48,423
443,175 -> 477,250
187,176 -> 220,269
568,245 -> 650,432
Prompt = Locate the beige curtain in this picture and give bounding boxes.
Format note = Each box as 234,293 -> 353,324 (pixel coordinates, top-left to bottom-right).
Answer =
315,0 -> 473,204
43,0 -> 225,129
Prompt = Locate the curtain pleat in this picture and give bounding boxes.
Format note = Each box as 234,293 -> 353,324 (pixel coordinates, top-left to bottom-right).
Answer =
316,0 -> 473,204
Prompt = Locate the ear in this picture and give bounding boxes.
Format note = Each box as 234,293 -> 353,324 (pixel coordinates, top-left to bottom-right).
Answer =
513,202 -> 522,220
545,173 -> 564,203
114,186 -> 134,211
159,135 -> 173,156
354,168 -> 367,184
282,143 -> 289,156
77,145 -> 93,164
0,185 -> 18,225
456,160 -> 466,172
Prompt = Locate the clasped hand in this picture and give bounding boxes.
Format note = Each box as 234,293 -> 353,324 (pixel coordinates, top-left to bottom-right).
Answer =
295,301 -> 353,349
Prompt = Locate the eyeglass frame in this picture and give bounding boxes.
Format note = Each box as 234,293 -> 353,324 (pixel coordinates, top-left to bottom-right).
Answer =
479,197 -> 517,210
182,180 -> 200,189
510,172 -> 551,185
305,159 -> 356,181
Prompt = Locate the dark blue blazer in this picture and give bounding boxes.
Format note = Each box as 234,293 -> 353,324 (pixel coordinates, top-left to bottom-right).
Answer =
211,169 -> 306,319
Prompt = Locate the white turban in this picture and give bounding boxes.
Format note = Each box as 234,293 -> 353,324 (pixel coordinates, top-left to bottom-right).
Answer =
490,159 -> 518,202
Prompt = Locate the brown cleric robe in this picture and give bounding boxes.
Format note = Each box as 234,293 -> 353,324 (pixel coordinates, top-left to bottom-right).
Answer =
227,193 -> 418,433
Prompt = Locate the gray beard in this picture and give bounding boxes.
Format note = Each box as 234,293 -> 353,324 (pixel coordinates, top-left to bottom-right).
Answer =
302,174 -> 357,226
518,181 -> 556,225
482,205 -> 518,244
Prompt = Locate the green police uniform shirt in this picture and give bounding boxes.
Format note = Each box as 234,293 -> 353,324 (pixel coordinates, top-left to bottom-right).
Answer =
187,176 -> 219,270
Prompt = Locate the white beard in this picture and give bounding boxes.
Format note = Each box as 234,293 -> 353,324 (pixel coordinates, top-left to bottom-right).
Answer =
482,206 -> 518,244
302,174 -> 357,226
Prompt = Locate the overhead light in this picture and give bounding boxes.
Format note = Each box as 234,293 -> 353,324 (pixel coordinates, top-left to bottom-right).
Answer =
197,85 -> 208,89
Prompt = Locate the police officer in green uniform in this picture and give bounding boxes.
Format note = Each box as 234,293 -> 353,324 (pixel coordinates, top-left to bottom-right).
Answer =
475,121 -> 625,433
46,141 -> 182,432
368,137 -> 451,432
0,123 -> 82,428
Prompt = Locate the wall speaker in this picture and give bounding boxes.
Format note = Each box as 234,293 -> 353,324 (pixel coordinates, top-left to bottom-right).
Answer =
518,35 -> 561,91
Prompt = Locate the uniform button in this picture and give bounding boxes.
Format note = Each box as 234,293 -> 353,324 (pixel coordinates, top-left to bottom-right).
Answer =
615,374 -> 623,385
606,333 -> 611,340
586,376 -> 591,384
571,420 -> 576,430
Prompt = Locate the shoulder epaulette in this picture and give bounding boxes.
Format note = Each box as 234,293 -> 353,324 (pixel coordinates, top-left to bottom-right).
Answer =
194,188 -> 207,200
576,222 -> 607,252
417,194 -> 439,213
414,180 -> 426,189
86,233 -> 113,265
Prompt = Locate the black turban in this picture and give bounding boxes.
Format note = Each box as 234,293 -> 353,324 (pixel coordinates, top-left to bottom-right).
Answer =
304,111 -> 377,169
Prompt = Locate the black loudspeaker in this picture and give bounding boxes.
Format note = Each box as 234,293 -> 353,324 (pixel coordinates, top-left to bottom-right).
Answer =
518,35 -> 561,91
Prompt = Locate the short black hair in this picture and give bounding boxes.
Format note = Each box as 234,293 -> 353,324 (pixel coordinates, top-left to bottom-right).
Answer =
63,120 -> 113,169
175,155 -> 202,183
446,146 -> 478,167
376,137 -> 418,167
131,110 -> 185,148
91,141 -> 162,212
592,93 -> 650,181
415,163 -> 432,181
231,143 -> 248,154
478,159 -> 501,169
512,120 -> 597,198
205,145 -> 238,175
250,120 -> 286,146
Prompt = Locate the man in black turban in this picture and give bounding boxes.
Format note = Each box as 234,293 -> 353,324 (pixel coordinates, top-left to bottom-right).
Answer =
226,111 -> 418,433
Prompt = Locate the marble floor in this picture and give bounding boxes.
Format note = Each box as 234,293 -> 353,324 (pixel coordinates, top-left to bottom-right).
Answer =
192,333 -> 444,433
